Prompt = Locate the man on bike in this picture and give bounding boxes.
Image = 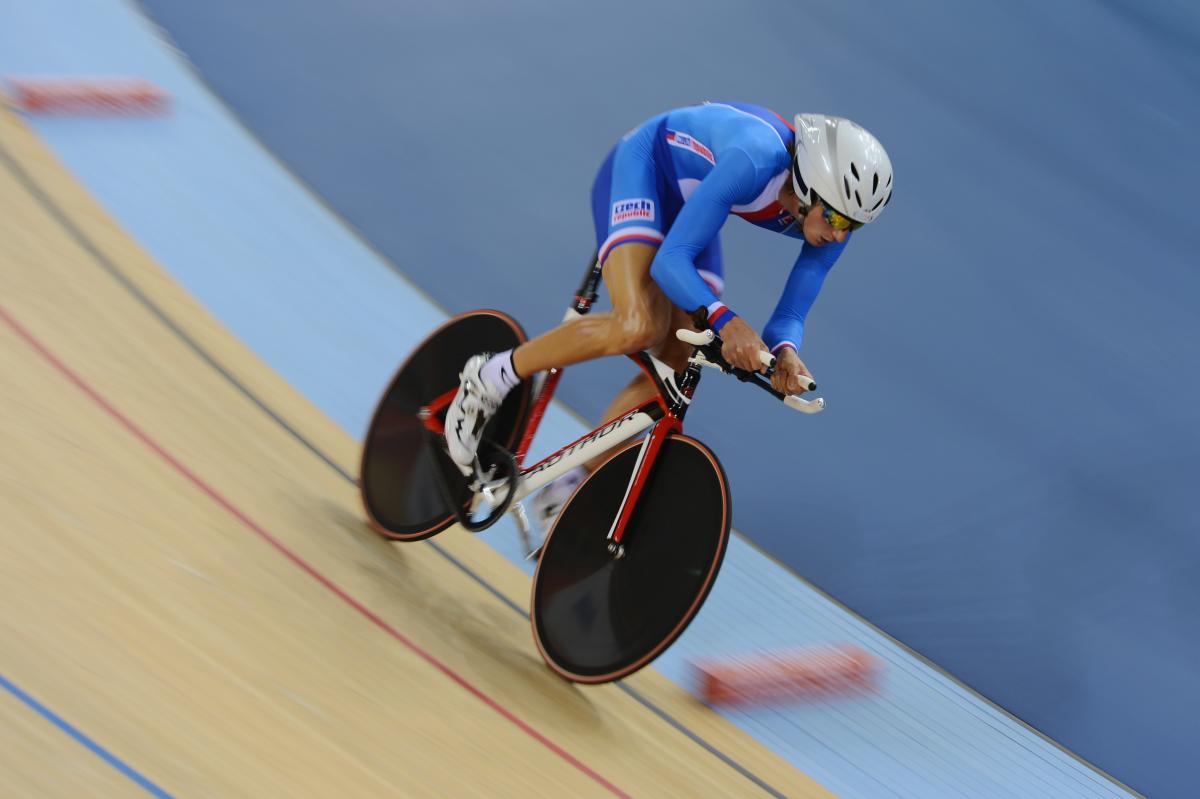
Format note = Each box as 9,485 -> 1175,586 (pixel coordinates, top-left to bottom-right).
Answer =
444,101 -> 893,524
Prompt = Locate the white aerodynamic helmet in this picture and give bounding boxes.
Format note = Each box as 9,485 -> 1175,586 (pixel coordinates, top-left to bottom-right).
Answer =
791,114 -> 893,226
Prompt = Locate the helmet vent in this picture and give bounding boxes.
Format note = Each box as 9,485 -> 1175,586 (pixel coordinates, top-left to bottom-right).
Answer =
850,162 -> 860,180
886,174 -> 892,188
883,190 -> 892,207
872,172 -> 879,193
855,190 -> 862,208
793,163 -> 809,198
843,176 -> 851,199
871,196 -> 885,212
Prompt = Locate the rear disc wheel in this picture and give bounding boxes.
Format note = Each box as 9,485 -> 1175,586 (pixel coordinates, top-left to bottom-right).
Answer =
359,311 -> 531,540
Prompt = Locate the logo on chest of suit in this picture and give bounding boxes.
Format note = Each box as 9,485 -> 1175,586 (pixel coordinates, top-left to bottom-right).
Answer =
666,129 -> 716,165
612,198 -> 655,225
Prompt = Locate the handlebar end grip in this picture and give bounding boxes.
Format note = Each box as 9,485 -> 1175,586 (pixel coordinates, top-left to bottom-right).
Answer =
676,328 -> 715,346
784,395 -> 826,414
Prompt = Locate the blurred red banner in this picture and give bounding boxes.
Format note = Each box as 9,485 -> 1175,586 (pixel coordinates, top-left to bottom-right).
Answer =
6,77 -> 170,116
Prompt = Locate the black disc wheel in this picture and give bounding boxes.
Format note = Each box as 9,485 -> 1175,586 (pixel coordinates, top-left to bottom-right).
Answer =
359,311 -> 531,540
531,434 -> 730,683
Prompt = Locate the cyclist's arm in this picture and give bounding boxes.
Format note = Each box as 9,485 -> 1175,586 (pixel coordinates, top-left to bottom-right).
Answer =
650,149 -> 760,331
761,237 -> 848,354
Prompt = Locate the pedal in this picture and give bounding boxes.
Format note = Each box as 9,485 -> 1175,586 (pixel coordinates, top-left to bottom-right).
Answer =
467,458 -> 497,492
454,439 -> 519,534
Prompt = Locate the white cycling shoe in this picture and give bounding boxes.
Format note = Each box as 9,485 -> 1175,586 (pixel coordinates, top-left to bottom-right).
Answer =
444,354 -> 507,476
529,466 -> 587,534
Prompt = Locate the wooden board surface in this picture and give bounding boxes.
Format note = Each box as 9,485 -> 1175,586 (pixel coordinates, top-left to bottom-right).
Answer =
0,101 -> 832,798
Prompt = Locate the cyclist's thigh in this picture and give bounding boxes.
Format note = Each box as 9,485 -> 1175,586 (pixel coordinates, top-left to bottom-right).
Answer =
605,243 -> 669,331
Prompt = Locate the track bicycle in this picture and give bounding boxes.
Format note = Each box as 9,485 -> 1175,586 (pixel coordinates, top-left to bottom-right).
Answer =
359,258 -> 824,683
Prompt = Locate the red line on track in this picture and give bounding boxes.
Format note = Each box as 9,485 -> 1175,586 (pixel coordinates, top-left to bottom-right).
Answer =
0,303 -> 630,799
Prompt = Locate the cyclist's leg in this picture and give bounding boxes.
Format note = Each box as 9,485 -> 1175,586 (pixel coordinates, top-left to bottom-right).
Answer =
527,243 -> 674,523
527,125 -> 674,515
512,119 -> 670,378
511,242 -> 669,377
589,235 -> 724,434
590,304 -> 691,432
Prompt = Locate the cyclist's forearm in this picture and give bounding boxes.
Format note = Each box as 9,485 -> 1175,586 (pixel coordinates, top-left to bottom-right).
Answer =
762,248 -> 839,351
650,254 -> 722,319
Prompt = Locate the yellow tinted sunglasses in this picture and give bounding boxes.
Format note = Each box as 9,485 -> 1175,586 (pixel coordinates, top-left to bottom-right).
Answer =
821,202 -> 863,232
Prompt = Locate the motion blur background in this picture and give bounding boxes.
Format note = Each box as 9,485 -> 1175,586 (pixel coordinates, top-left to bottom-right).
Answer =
4,0 -> 1190,791
134,1 -> 1199,795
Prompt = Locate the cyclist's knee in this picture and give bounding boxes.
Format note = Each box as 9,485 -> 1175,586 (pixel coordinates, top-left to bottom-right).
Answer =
610,311 -> 667,355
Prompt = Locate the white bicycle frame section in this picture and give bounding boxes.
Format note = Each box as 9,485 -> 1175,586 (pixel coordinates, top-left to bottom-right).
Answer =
513,406 -> 657,503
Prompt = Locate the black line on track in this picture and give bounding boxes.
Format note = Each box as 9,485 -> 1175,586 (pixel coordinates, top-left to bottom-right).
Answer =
0,138 -> 354,485
0,134 -> 793,798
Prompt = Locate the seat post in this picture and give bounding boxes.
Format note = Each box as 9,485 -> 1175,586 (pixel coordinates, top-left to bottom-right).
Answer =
572,252 -> 603,316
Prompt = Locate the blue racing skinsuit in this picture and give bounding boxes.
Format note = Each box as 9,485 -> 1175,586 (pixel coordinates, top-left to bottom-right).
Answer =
590,101 -> 847,355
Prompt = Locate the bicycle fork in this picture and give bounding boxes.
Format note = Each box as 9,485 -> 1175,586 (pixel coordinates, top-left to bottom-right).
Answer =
603,352 -> 702,557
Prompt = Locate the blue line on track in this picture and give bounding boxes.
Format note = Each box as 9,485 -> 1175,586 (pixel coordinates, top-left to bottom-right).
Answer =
0,672 -> 175,798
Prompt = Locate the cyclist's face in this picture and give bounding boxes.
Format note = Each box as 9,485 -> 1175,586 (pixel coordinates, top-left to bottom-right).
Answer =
779,183 -> 850,247
800,202 -> 849,247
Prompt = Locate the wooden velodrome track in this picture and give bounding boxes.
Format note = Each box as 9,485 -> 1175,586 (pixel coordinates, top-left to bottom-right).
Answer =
0,101 -> 832,797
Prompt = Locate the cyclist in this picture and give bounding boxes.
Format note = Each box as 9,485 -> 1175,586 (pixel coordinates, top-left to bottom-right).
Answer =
444,101 -> 893,522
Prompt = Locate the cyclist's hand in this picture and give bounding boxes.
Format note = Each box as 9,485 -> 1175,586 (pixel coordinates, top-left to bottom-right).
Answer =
720,317 -> 770,372
771,348 -> 815,394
